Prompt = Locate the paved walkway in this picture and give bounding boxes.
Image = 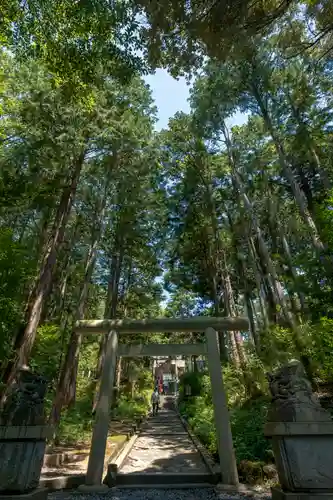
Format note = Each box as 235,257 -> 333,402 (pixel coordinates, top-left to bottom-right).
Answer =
119,400 -> 209,474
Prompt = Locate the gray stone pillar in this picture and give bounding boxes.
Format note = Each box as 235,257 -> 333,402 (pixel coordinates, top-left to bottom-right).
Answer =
85,330 -> 118,486
205,327 -> 239,486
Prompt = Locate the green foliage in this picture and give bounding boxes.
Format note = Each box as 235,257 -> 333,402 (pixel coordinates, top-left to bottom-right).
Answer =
30,324 -> 63,384
57,393 -> 95,446
259,325 -> 299,366
178,369 -> 272,481
3,0 -> 146,90
178,371 -> 216,455
135,0 -> 291,75
54,359 -> 152,445
179,395 -> 217,454
259,318 -> 333,383
305,318 -> 333,382
316,192 -> 333,254
113,389 -> 151,421
136,368 -> 154,392
0,228 -> 34,361
178,371 -> 208,398
230,397 -> 272,464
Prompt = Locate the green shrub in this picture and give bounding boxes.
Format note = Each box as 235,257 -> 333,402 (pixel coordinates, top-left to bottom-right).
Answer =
178,372 -> 216,453
230,396 -> 272,464
56,393 -> 94,445
55,384 -> 151,445
238,460 -> 266,484
178,370 -> 207,398
113,389 -> 151,420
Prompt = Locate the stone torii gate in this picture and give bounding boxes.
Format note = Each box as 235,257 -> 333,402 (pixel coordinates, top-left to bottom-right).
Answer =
75,316 -> 249,490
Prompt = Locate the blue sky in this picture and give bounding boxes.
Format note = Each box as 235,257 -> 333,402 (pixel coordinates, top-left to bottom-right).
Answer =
144,68 -> 248,131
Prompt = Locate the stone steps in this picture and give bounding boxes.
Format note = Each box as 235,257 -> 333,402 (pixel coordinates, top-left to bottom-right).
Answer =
114,483 -> 215,489
116,472 -> 217,486
116,405 -> 216,487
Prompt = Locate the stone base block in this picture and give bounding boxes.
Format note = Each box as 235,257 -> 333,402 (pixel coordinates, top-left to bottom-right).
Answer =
39,473 -> 86,491
216,483 -> 254,495
0,488 -> 48,500
77,484 -> 110,493
43,453 -> 64,467
103,464 -> 117,487
272,487 -> 333,500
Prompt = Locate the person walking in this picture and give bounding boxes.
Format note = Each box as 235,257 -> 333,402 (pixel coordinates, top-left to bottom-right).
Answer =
151,388 -> 160,416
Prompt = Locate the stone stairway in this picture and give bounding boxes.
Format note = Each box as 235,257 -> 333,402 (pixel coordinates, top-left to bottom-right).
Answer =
117,400 -> 215,487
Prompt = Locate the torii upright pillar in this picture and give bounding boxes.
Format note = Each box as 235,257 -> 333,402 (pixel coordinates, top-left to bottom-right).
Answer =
205,327 -> 239,486
83,330 -> 118,489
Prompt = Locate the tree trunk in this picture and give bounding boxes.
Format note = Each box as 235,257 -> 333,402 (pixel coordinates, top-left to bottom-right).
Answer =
308,144 -> 331,193
116,357 -> 122,389
245,290 -> 259,351
92,237 -> 124,412
288,96 -> 330,193
23,209 -> 53,320
46,221 -> 80,323
251,81 -> 325,253
280,232 -> 306,314
222,123 -> 295,329
48,235 -> 99,425
2,151 -> 85,395
223,269 -> 246,366
212,276 -> 228,364
191,158 -> 230,364
49,182 -> 112,425
227,212 -> 260,351
246,235 -> 270,330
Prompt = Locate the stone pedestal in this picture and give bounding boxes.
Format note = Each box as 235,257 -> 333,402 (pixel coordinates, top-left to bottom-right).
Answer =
266,422 -> 333,492
271,487 -> 333,500
104,464 -> 117,487
265,361 -> 333,500
0,488 -> 48,500
0,369 -> 51,498
0,426 -> 53,493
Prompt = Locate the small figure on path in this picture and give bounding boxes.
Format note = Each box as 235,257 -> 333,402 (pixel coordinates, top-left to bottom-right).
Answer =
151,388 -> 160,416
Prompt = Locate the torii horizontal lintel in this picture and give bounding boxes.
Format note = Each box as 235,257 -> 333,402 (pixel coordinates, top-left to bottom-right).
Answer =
118,343 -> 207,357
75,316 -> 249,335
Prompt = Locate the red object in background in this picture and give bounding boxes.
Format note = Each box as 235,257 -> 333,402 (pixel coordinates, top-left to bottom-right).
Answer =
156,374 -> 163,390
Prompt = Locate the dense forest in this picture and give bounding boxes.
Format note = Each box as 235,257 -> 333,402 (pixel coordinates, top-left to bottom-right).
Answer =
1,0 -> 333,481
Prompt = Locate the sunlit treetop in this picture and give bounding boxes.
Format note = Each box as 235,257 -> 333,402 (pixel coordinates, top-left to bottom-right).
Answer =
1,0 -> 146,87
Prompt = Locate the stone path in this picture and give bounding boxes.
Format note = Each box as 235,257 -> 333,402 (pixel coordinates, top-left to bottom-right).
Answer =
119,403 -> 209,474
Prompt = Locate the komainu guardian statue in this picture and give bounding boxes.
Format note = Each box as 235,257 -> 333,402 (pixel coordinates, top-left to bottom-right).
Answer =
265,360 -> 333,500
